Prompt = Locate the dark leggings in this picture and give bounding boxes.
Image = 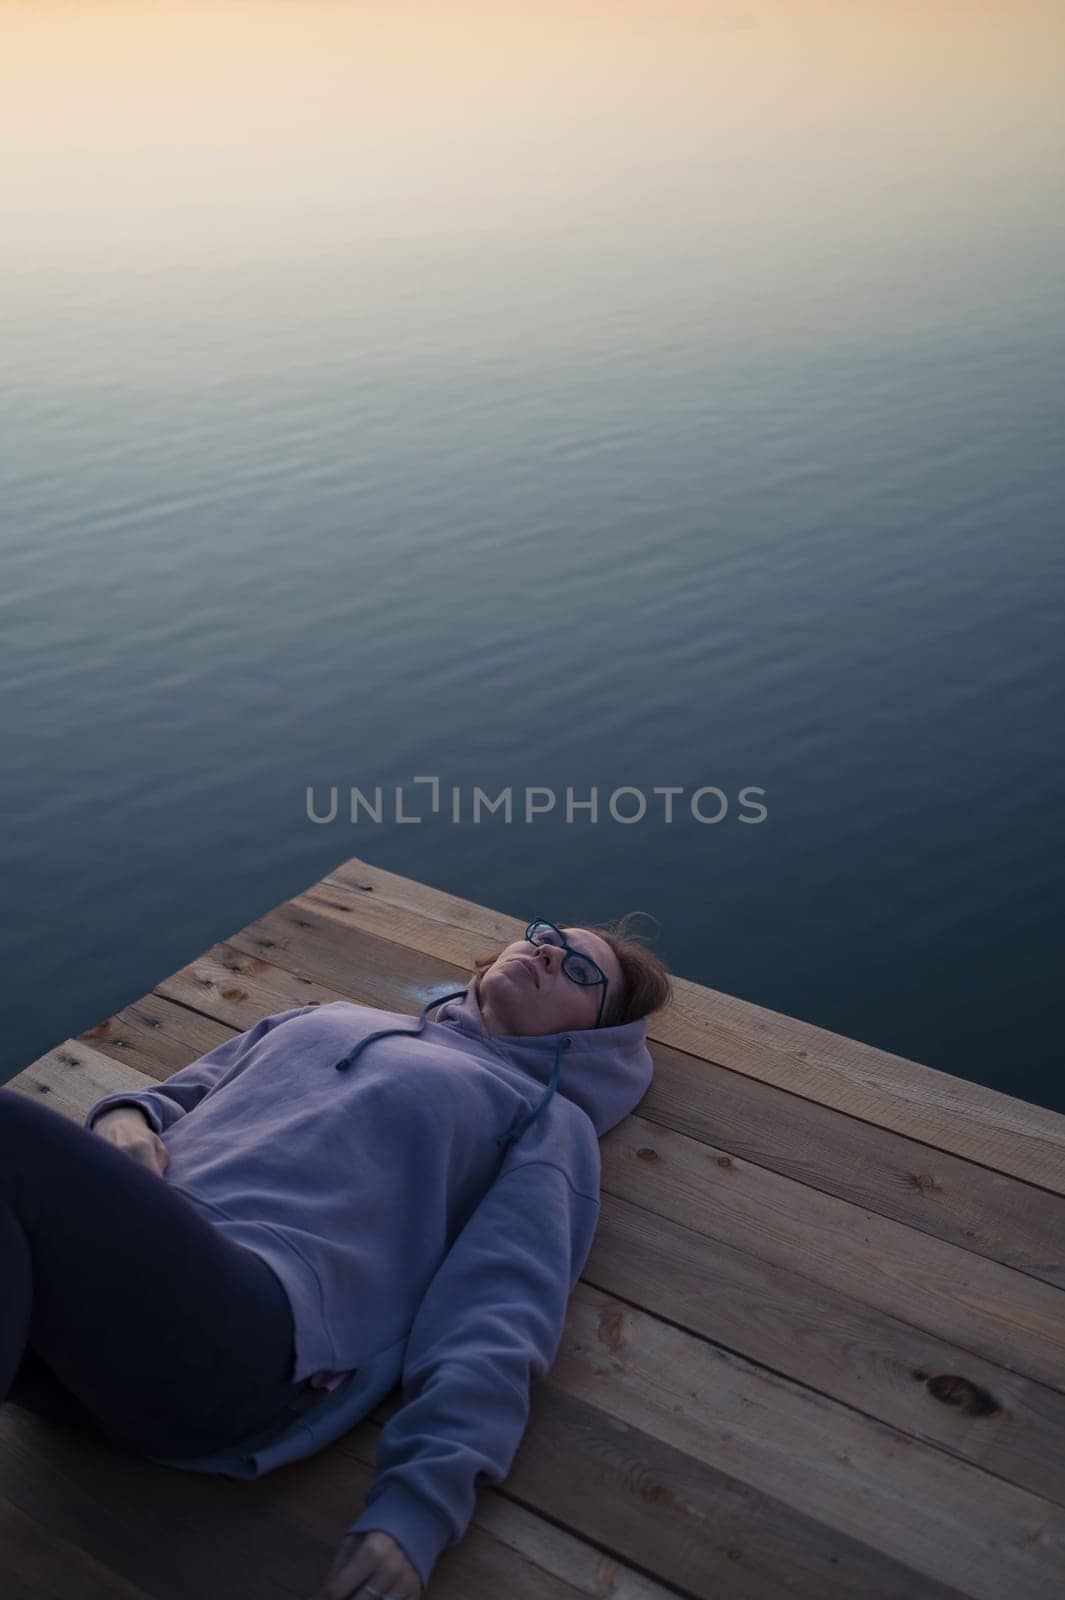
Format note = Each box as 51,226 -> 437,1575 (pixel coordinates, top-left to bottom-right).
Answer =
1,1086 -> 310,1459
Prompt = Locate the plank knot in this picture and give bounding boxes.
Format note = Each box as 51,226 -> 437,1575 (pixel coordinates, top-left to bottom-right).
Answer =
924,1373 -> 1000,1416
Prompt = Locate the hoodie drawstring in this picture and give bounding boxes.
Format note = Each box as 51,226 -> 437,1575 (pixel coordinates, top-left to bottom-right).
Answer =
495,1034 -> 572,1151
332,988 -> 469,1074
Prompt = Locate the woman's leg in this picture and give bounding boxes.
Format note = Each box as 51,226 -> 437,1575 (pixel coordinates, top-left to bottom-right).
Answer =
0,1087 -> 307,1458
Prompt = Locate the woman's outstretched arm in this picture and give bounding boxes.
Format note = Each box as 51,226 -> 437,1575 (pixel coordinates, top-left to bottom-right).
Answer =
342,1152 -> 601,1595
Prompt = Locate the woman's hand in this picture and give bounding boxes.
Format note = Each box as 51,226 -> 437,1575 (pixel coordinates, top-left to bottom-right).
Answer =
91,1108 -> 170,1178
312,1530 -> 423,1600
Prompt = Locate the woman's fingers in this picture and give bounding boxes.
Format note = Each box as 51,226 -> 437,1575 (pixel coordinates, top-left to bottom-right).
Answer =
314,1530 -> 421,1600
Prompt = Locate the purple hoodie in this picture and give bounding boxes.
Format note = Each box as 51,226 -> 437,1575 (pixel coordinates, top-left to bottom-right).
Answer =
83,981 -> 655,1592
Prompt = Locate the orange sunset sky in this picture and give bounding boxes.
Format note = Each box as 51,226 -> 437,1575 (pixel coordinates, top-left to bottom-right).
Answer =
4,1 -> 1062,259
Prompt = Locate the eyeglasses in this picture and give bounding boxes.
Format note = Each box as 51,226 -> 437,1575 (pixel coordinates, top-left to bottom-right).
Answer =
524,918 -> 609,1029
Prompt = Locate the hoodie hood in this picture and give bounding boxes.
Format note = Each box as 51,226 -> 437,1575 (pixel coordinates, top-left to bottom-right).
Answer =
332,980 -> 654,1148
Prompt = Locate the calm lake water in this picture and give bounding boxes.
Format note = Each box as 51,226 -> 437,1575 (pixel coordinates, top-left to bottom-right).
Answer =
3,2 -> 1063,1108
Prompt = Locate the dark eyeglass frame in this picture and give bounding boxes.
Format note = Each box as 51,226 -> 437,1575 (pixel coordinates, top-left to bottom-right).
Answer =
524,918 -> 610,1029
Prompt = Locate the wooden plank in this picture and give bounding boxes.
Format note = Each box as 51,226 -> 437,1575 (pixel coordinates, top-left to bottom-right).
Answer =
663,976 -> 1065,1200
648,1036 -> 1065,1291
551,1285 -> 1065,1600
380,1381 -> 968,1600
489,1386 -> 969,1599
154,941 -> 347,1028
0,1499 -> 151,1600
256,1413 -> 686,1600
586,1191 -> 1065,1509
227,900 -> 468,1012
0,1406 -> 334,1599
6,1040 -> 152,1122
314,856 -> 1065,1193
599,1113 -> 1065,1395
77,994 -> 233,1076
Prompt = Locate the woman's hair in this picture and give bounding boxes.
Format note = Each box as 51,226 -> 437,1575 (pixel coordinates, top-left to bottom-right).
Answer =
470,911 -> 673,1029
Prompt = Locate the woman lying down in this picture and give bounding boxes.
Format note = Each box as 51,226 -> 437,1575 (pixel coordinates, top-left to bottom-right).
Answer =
1,913 -> 672,1600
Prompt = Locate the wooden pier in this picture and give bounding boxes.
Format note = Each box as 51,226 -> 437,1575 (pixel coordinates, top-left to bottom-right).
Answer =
3,852 -> 1065,1597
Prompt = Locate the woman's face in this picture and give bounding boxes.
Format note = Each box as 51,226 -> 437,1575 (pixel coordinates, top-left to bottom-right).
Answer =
477,927 -> 625,1037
